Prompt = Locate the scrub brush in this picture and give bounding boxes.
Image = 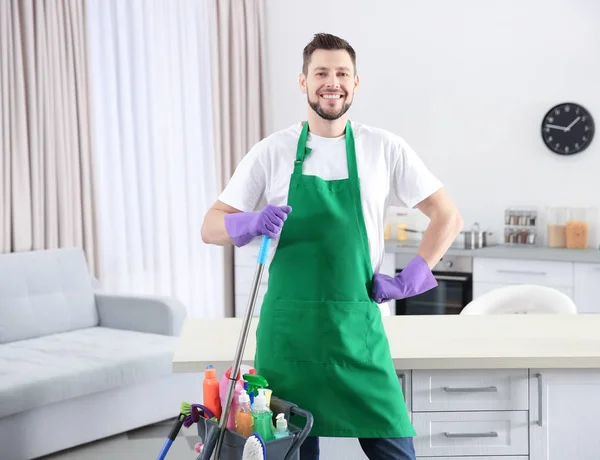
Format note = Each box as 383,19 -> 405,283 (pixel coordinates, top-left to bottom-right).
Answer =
242,432 -> 267,460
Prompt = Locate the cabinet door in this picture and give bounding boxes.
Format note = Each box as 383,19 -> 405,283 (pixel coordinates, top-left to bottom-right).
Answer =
530,369 -> 600,460
412,369 -> 528,412
412,410 -> 529,457
473,257 -> 573,287
574,263 -> 600,313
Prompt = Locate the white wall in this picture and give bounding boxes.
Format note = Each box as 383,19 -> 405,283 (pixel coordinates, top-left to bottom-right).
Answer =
263,0 -> 600,243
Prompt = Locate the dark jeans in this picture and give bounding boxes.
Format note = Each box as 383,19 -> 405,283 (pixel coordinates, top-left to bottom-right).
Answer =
299,436 -> 416,460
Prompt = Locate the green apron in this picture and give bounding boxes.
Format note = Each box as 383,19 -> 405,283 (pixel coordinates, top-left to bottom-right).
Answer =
254,120 -> 415,438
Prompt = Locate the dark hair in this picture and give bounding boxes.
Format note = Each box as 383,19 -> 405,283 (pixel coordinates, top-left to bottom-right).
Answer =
302,33 -> 356,75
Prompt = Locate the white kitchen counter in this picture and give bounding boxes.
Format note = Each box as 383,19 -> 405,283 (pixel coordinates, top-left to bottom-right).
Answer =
172,314 -> 600,373
385,240 -> 600,263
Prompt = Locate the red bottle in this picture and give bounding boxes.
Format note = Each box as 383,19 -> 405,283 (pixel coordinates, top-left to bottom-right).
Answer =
203,365 -> 222,419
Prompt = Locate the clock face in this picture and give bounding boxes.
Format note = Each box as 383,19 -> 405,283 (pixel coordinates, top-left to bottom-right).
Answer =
541,103 -> 595,155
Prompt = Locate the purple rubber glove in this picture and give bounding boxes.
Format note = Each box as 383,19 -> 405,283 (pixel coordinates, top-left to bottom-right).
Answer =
224,204 -> 292,247
371,255 -> 438,303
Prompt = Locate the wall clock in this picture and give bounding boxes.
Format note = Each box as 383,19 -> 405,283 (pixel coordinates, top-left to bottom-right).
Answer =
541,102 -> 594,155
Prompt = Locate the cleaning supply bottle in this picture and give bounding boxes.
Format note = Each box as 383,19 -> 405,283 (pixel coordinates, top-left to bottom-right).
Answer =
235,392 -> 255,437
274,413 -> 290,439
203,365 -> 222,419
252,389 -> 274,441
220,367 -> 245,430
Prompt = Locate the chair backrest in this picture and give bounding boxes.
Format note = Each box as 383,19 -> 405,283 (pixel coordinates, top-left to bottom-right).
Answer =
0,247 -> 98,343
461,284 -> 578,315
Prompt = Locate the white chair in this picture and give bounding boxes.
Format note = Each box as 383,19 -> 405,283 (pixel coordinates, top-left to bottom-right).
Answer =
461,284 -> 578,314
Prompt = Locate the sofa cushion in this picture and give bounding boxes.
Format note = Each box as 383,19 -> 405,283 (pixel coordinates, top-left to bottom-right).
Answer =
0,248 -> 98,343
0,326 -> 180,418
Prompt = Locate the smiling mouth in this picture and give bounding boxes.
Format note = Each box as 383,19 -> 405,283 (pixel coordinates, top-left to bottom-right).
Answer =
320,93 -> 343,100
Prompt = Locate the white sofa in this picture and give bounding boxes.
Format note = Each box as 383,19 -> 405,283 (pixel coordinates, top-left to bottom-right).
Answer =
0,248 -> 200,460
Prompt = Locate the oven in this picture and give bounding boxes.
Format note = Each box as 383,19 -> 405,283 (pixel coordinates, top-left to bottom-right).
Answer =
394,253 -> 473,315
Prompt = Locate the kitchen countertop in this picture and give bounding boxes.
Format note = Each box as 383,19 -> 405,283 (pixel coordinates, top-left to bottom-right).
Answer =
385,241 -> 600,263
172,315 -> 600,373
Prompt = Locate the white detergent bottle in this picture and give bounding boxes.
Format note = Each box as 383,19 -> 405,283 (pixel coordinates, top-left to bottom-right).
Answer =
274,413 -> 290,439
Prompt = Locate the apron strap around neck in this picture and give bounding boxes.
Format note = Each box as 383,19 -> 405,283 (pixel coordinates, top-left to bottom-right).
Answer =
294,121 -> 310,174
294,120 -> 358,179
344,121 -> 358,179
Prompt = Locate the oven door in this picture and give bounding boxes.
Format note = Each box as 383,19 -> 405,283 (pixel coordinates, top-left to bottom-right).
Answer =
395,271 -> 473,315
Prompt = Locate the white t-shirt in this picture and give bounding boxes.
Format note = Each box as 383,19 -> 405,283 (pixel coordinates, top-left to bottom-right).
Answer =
219,119 -> 443,276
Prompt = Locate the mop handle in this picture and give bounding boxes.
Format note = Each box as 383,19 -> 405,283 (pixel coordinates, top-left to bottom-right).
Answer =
213,236 -> 271,459
257,235 -> 271,264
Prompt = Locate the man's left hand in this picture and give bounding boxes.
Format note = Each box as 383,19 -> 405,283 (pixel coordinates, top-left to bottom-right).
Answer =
371,255 -> 438,304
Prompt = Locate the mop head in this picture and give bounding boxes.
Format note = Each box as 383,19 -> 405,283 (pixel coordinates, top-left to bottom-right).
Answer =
242,432 -> 266,460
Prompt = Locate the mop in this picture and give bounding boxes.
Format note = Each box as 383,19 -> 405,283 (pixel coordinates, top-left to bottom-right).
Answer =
200,235 -> 272,460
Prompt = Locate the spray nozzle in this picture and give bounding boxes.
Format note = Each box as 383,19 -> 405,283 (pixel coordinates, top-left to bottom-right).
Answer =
243,373 -> 268,395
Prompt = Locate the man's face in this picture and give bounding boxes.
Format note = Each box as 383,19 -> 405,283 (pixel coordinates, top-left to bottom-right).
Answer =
300,49 -> 359,121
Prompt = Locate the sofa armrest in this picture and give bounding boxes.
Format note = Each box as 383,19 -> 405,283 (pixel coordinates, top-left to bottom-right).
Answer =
95,293 -> 187,336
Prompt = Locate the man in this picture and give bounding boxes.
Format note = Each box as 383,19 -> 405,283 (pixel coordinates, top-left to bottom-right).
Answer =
202,33 -> 462,460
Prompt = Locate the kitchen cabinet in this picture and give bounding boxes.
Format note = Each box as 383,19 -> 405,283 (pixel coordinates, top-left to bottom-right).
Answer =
412,369 -> 528,412
529,369 -> 600,460
473,257 -> 573,292
472,257 -> 576,307
412,410 -> 529,457
573,262 -> 600,313
472,257 -> 600,314
317,368 -> 600,459
411,369 -> 529,458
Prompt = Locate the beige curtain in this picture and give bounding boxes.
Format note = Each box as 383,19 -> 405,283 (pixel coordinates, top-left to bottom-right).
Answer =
208,0 -> 269,316
0,0 -> 99,276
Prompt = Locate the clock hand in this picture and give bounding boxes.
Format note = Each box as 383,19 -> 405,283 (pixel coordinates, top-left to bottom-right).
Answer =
545,123 -> 568,131
565,116 -> 581,131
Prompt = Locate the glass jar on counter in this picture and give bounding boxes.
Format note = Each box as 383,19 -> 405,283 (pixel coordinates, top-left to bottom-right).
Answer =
546,207 -> 568,248
565,208 -> 590,249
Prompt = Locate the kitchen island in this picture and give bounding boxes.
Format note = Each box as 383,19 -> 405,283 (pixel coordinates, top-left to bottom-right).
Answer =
174,315 -> 600,459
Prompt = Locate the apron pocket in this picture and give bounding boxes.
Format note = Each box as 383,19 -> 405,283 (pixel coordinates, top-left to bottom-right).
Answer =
272,299 -> 377,365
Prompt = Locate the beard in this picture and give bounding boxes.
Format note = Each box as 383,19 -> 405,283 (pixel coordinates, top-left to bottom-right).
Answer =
307,92 -> 353,121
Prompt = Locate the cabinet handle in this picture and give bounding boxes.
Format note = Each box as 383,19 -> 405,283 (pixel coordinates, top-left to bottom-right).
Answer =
444,431 -> 498,438
443,386 -> 497,393
434,275 -> 470,282
536,373 -> 543,427
398,372 -> 407,402
497,269 -> 546,276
